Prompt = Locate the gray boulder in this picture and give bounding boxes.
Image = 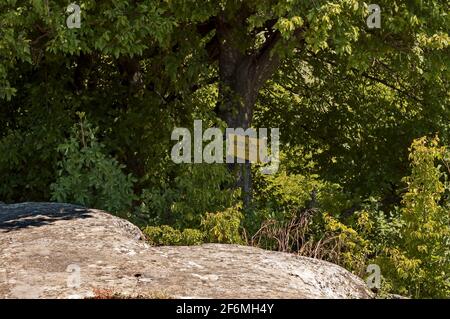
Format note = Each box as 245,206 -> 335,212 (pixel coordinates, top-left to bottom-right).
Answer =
0,202 -> 374,299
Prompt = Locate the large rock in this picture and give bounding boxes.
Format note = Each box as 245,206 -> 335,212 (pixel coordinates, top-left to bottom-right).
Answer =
0,203 -> 373,299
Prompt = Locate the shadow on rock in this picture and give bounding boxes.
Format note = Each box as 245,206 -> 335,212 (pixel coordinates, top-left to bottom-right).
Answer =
0,202 -> 92,232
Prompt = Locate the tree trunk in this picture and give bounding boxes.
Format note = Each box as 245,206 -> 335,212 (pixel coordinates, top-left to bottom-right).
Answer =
214,13 -> 281,208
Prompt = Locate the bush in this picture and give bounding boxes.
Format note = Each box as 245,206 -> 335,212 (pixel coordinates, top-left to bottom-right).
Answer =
249,209 -> 372,277
201,204 -> 244,244
247,157 -> 355,236
376,136 -> 450,298
50,114 -> 135,215
181,228 -> 206,245
143,225 -> 205,246
320,212 -> 372,276
143,204 -> 244,246
137,163 -> 237,229
0,115 -> 68,202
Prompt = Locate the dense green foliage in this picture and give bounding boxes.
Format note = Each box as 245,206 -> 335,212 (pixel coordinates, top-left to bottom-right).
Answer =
51,113 -> 136,214
143,204 -> 243,245
1,0 -> 448,298
376,137 -> 450,298
250,138 -> 450,297
143,225 -> 205,246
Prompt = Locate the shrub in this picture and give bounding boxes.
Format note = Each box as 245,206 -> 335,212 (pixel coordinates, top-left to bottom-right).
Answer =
0,116 -> 68,202
143,225 -> 205,246
320,212 -> 372,276
181,228 -> 206,245
376,136 -> 450,298
248,158 -> 355,236
137,163 -> 237,229
142,204 -> 244,246
201,204 -> 244,244
50,114 -> 135,215
249,210 -> 372,277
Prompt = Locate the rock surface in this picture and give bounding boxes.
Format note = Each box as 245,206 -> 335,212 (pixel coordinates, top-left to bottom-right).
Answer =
0,202 -> 373,299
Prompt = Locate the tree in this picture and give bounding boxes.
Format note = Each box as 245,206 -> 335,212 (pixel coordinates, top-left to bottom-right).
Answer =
1,0 -> 449,298
0,0 -> 448,207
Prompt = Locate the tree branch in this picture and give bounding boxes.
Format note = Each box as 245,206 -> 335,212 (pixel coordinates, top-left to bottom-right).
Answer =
308,53 -> 424,104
